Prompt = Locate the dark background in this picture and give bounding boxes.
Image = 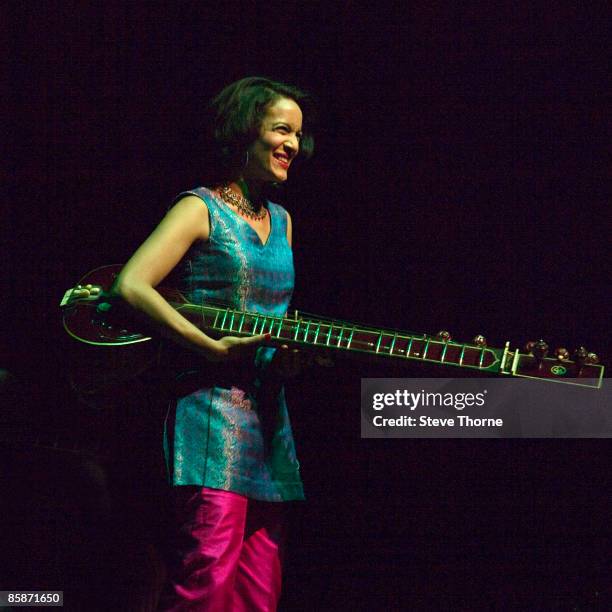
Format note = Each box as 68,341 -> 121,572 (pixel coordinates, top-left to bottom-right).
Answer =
3,2 -> 610,610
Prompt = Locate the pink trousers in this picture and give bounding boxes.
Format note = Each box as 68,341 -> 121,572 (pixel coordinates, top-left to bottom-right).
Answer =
160,487 -> 285,612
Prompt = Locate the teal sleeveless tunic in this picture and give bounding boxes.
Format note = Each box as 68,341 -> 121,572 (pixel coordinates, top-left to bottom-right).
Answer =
163,187 -> 304,502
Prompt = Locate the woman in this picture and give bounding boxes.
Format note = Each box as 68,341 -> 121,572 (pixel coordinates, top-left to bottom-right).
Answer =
112,77 -> 314,611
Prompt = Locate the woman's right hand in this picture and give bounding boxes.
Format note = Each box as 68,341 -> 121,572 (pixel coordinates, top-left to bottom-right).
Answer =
208,333 -> 271,362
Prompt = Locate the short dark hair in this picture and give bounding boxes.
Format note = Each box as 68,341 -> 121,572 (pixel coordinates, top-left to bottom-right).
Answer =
208,76 -> 315,179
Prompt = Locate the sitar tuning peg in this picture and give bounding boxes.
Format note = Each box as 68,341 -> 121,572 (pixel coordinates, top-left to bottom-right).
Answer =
532,339 -> 549,361
525,339 -> 548,360
437,330 -> 451,342
525,340 -> 536,354
84,284 -> 101,295
473,334 -> 487,347
555,347 -> 570,361
571,348 -> 599,367
573,346 -> 588,366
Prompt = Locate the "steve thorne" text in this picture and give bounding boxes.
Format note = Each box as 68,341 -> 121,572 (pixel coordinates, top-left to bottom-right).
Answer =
373,415 -> 503,427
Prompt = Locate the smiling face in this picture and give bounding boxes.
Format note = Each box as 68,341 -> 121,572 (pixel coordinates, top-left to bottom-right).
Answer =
243,97 -> 303,183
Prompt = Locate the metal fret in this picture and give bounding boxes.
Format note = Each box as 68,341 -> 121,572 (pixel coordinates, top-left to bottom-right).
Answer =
326,323 -> 334,346
406,337 -> 414,358
274,317 -> 283,338
276,317 -> 286,340
389,332 -> 398,355
440,341 -> 449,363
303,319 -> 312,344
459,344 -> 466,366
336,324 -> 345,348
220,308 -> 230,331
293,318 -> 301,341
478,347 -> 486,368
510,347 -> 520,375
238,312 -> 246,333
347,327 -> 356,349
423,338 -> 431,359
375,331 -> 384,353
313,322 -> 322,345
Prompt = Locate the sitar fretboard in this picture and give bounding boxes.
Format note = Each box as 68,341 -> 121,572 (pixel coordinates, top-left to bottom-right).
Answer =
176,303 -> 505,374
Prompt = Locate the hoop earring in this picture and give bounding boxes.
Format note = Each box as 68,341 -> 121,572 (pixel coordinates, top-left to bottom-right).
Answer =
241,150 -> 249,171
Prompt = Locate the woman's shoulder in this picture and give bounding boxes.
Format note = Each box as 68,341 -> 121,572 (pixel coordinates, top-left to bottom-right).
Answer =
266,199 -> 292,245
173,186 -> 218,208
266,199 -> 290,219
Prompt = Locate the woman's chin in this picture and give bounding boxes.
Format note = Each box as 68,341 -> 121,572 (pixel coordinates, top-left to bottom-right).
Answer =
273,170 -> 288,183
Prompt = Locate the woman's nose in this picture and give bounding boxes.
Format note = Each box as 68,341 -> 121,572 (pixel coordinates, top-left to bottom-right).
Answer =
284,134 -> 299,153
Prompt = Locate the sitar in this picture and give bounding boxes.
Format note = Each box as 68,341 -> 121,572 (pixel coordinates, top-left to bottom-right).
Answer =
60,265 -> 604,389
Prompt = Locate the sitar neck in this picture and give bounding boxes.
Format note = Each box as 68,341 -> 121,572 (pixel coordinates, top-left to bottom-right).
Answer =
177,302 -> 505,374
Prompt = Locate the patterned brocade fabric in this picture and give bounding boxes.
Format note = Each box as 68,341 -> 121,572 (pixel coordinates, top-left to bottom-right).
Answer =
163,187 -> 304,502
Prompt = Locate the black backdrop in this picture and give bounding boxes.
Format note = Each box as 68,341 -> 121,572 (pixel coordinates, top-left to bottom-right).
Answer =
3,2 -> 610,610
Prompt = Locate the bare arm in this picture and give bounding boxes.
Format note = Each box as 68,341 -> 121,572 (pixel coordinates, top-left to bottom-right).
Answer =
111,195 -> 267,361
286,210 -> 292,247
